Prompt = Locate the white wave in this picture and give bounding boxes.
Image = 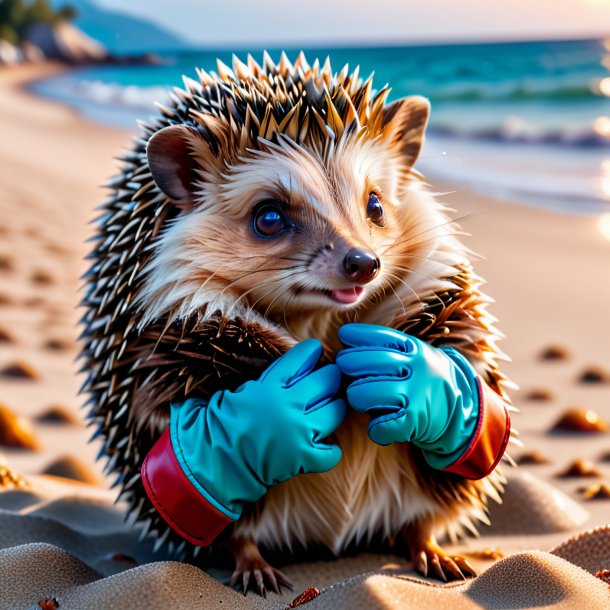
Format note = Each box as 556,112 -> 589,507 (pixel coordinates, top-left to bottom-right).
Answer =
72,80 -> 171,110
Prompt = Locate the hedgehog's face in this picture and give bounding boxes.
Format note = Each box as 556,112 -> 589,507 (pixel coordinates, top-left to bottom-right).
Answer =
140,93 -> 437,325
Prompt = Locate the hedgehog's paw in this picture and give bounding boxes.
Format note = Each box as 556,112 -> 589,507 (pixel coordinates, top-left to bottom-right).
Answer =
402,524 -> 477,583
228,537 -> 293,597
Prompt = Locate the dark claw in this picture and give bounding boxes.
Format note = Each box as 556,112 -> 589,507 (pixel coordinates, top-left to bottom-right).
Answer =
416,550 -> 428,577
242,570 -> 251,595
254,569 -> 266,598
262,567 -> 281,595
430,554 -> 447,582
453,555 -> 478,578
273,568 -> 295,592
440,556 -> 465,581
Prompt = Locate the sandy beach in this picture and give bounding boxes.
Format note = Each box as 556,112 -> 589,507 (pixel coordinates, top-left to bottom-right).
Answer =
0,63 -> 609,609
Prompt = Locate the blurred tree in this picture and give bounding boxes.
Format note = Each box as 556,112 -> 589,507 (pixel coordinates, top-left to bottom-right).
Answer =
0,0 -> 77,41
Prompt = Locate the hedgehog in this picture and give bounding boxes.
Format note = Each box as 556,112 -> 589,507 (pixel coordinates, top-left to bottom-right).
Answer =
80,52 -> 515,595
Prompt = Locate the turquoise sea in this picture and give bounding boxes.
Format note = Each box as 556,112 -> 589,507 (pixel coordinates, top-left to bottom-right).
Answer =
31,39 -> 610,214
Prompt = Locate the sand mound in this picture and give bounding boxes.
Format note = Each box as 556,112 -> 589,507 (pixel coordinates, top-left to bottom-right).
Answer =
465,551 -> 610,610
59,561 -> 270,610
485,471 -> 589,534
0,543 -> 607,610
551,524 -> 610,574
0,543 -> 99,610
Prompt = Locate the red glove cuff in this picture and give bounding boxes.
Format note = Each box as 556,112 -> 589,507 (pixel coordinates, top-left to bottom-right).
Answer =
441,377 -> 511,480
141,428 -> 233,546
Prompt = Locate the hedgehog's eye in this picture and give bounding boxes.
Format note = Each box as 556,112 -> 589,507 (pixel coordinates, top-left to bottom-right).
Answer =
253,203 -> 289,237
367,193 -> 386,227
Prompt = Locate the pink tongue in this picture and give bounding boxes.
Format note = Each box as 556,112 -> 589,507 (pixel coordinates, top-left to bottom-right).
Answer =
331,286 -> 364,304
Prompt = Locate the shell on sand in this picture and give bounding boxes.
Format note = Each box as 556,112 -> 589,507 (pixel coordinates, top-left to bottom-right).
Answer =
35,405 -> 79,425
555,458 -> 602,478
523,387 -> 555,402
0,405 -> 40,451
0,361 -> 39,380
516,450 -> 551,465
551,408 -> 608,433
485,471 -> 589,535
551,524 -> 610,574
0,327 -> 15,343
41,456 -> 101,485
579,482 -> 610,500
539,345 -> 570,361
577,366 -> 609,384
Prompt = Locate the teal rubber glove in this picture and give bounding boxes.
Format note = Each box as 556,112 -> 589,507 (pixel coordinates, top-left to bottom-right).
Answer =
170,339 -> 346,520
336,324 -> 480,470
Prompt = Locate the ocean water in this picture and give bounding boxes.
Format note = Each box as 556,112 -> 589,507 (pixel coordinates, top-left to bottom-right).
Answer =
31,39 -> 610,214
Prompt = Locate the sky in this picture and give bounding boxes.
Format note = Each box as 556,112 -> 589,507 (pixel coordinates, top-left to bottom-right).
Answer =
96,0 -> 610,47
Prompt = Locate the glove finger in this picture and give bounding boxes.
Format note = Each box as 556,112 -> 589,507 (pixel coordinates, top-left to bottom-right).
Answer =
336,347 -> 411,378
346,377 -> 408,412
302,443 -> 343,474
307,398 -> 347,441
260,338 -> 322,387
300,364 -> 342,406
338,324 -> 416,353
367,407 -> 413,446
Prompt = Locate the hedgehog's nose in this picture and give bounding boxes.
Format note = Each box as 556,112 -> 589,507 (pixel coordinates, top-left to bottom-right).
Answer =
342,248 -> 380,284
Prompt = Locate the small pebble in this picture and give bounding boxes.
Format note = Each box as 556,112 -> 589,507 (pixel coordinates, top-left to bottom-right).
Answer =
0,361 -> 39,380
0,405 -> 40,451
523,388 -> 554,402
516,451 -> 551,465
37,598 -> 59,610
556,458 -> 602,478
0,255 -> 14,272
578,366 -> 609,384
23,296 -> 45,308
539,345 -> 569,361
0,327 -> 15,343
30,270 -> 54,285
43,338 -> 71,352
551,408 -> 608,433
580,482 -> 610,500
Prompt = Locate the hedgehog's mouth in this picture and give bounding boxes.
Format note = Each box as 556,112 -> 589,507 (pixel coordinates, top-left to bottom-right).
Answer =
293,285 -> 366,306
329,287 -> 364,304
319,286 -> 365,305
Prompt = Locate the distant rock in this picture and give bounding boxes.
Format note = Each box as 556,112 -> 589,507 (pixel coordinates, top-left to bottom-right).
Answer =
19,41 -> 45,62
23,21 -> 107,64
0,40 -> 23,65
22,21 -> 159,66
50,0 -> 189,54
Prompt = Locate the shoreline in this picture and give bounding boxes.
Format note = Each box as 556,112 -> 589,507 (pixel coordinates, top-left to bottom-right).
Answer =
21,60 -> 610,217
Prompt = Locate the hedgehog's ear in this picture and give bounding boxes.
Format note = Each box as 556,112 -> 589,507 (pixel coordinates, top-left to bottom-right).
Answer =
146,124 -> 213,207
381,96 -> 430,169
